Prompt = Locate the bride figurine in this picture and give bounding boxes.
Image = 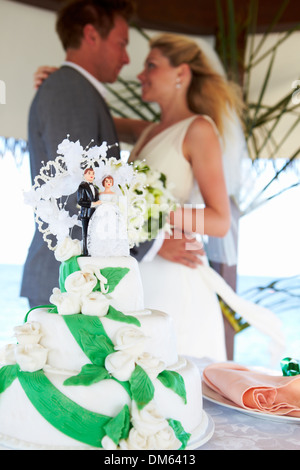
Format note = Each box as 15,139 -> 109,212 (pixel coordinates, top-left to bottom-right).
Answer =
87,175 -> 129,257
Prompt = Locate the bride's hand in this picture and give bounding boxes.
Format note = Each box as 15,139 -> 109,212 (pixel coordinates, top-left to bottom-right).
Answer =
34,66 -> 58,89
158,228 -> 205,268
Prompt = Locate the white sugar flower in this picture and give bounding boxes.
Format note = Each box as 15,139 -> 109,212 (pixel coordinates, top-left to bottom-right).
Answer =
105,351 -> 135,382
81,265 -> 108,293
14,344 -> 48,372
130,401 -> 167,437
64,271 -> 97,296
113,326 -> 146,357
54,237 -> 82,262
14,322 -> 42,345
148,427 -> 181,450
101,436 -> 118,450
50,288 -> 81,315
119,429 -> 149,450
136,353 -> 165,380
81,291 -> 109,316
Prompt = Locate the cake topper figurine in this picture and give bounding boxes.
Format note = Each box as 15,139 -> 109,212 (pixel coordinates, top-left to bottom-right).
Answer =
77,167 -> 101,256
87,174 -> 130,257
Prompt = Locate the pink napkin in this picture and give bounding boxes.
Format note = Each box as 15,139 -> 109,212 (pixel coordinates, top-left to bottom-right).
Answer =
203,362 -> 300,417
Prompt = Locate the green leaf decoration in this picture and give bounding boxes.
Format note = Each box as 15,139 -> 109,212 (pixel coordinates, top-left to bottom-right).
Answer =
94,267 -> 129,294
59,256 -> 81,292
157,370 -> 187,404
0,365 -> 19,394
168,419 -> 191,450
62,314 -> 114,363
17,369 -> 111,448
63,364 -> 110,386
106,305 -> 141,327
103,404 -> 131,445
129,365 -> 154,410
79,330 -> 114,366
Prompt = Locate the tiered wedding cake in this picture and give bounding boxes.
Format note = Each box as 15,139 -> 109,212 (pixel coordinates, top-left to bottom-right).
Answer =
0,139 -> 213,450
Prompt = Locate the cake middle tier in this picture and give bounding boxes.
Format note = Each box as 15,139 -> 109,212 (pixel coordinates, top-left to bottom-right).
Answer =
27,308 -> 179,371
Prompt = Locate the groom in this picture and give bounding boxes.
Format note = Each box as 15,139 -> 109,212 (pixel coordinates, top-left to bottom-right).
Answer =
77,168 -> 101,256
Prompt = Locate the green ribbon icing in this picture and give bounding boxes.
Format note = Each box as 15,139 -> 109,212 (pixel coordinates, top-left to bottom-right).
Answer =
281,357 -> 300,376
0,365 -> 121,448
62,314 -> 115,365
0,365 -> 19,393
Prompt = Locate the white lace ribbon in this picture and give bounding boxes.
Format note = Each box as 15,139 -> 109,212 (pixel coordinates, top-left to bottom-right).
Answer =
197,264 -> 285,357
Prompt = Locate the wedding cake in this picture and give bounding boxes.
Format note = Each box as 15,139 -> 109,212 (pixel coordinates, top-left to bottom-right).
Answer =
0,139 -> 212,450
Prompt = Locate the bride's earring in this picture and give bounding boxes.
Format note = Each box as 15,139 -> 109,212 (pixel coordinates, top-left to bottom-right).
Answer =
175,78 -> 182,89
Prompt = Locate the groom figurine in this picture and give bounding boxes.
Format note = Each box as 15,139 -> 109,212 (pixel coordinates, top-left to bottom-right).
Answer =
77,167 -> 101,256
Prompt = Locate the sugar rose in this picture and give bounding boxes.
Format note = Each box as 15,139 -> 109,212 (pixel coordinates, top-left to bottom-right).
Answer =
81,292 -> 109,317
54,237 -> 81,262
14,322 -> 42,345
14,344 -> 48,372
113,326 -> 146,357
50,288 -> 81,315
64,271 -> 97,296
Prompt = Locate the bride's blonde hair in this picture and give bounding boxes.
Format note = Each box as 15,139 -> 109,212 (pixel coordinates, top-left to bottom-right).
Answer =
149,33 -> 244,136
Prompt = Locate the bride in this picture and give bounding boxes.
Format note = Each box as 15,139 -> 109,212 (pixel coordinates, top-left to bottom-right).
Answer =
119,33 -> 245,360
87,175 -> 129,257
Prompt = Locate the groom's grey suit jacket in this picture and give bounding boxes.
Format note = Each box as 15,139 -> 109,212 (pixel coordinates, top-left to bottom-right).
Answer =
21,66 -> 151,306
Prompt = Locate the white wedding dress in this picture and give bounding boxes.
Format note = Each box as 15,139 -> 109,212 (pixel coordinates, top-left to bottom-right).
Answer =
129,115 -> 284,362
87,193 -> 129,257
130,116 -> 227,360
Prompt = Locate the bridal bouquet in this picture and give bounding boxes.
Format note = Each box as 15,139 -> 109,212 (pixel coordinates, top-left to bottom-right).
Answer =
128,160 -> 178,246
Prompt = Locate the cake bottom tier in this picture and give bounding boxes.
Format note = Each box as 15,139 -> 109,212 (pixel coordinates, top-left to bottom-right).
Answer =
0,358 -> 205,450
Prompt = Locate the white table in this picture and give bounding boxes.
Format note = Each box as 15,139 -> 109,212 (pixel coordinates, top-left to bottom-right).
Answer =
198,399 -> 300,450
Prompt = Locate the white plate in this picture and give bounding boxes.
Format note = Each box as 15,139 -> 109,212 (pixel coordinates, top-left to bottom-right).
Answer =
186,411 -> 215,449
202,382 -> 300,424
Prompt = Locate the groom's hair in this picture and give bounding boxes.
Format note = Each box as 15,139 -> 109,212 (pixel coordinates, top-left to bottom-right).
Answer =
56,0 -> 135,51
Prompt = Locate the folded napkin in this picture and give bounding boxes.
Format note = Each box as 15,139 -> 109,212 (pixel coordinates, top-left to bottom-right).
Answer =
203,362 -> 300,417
